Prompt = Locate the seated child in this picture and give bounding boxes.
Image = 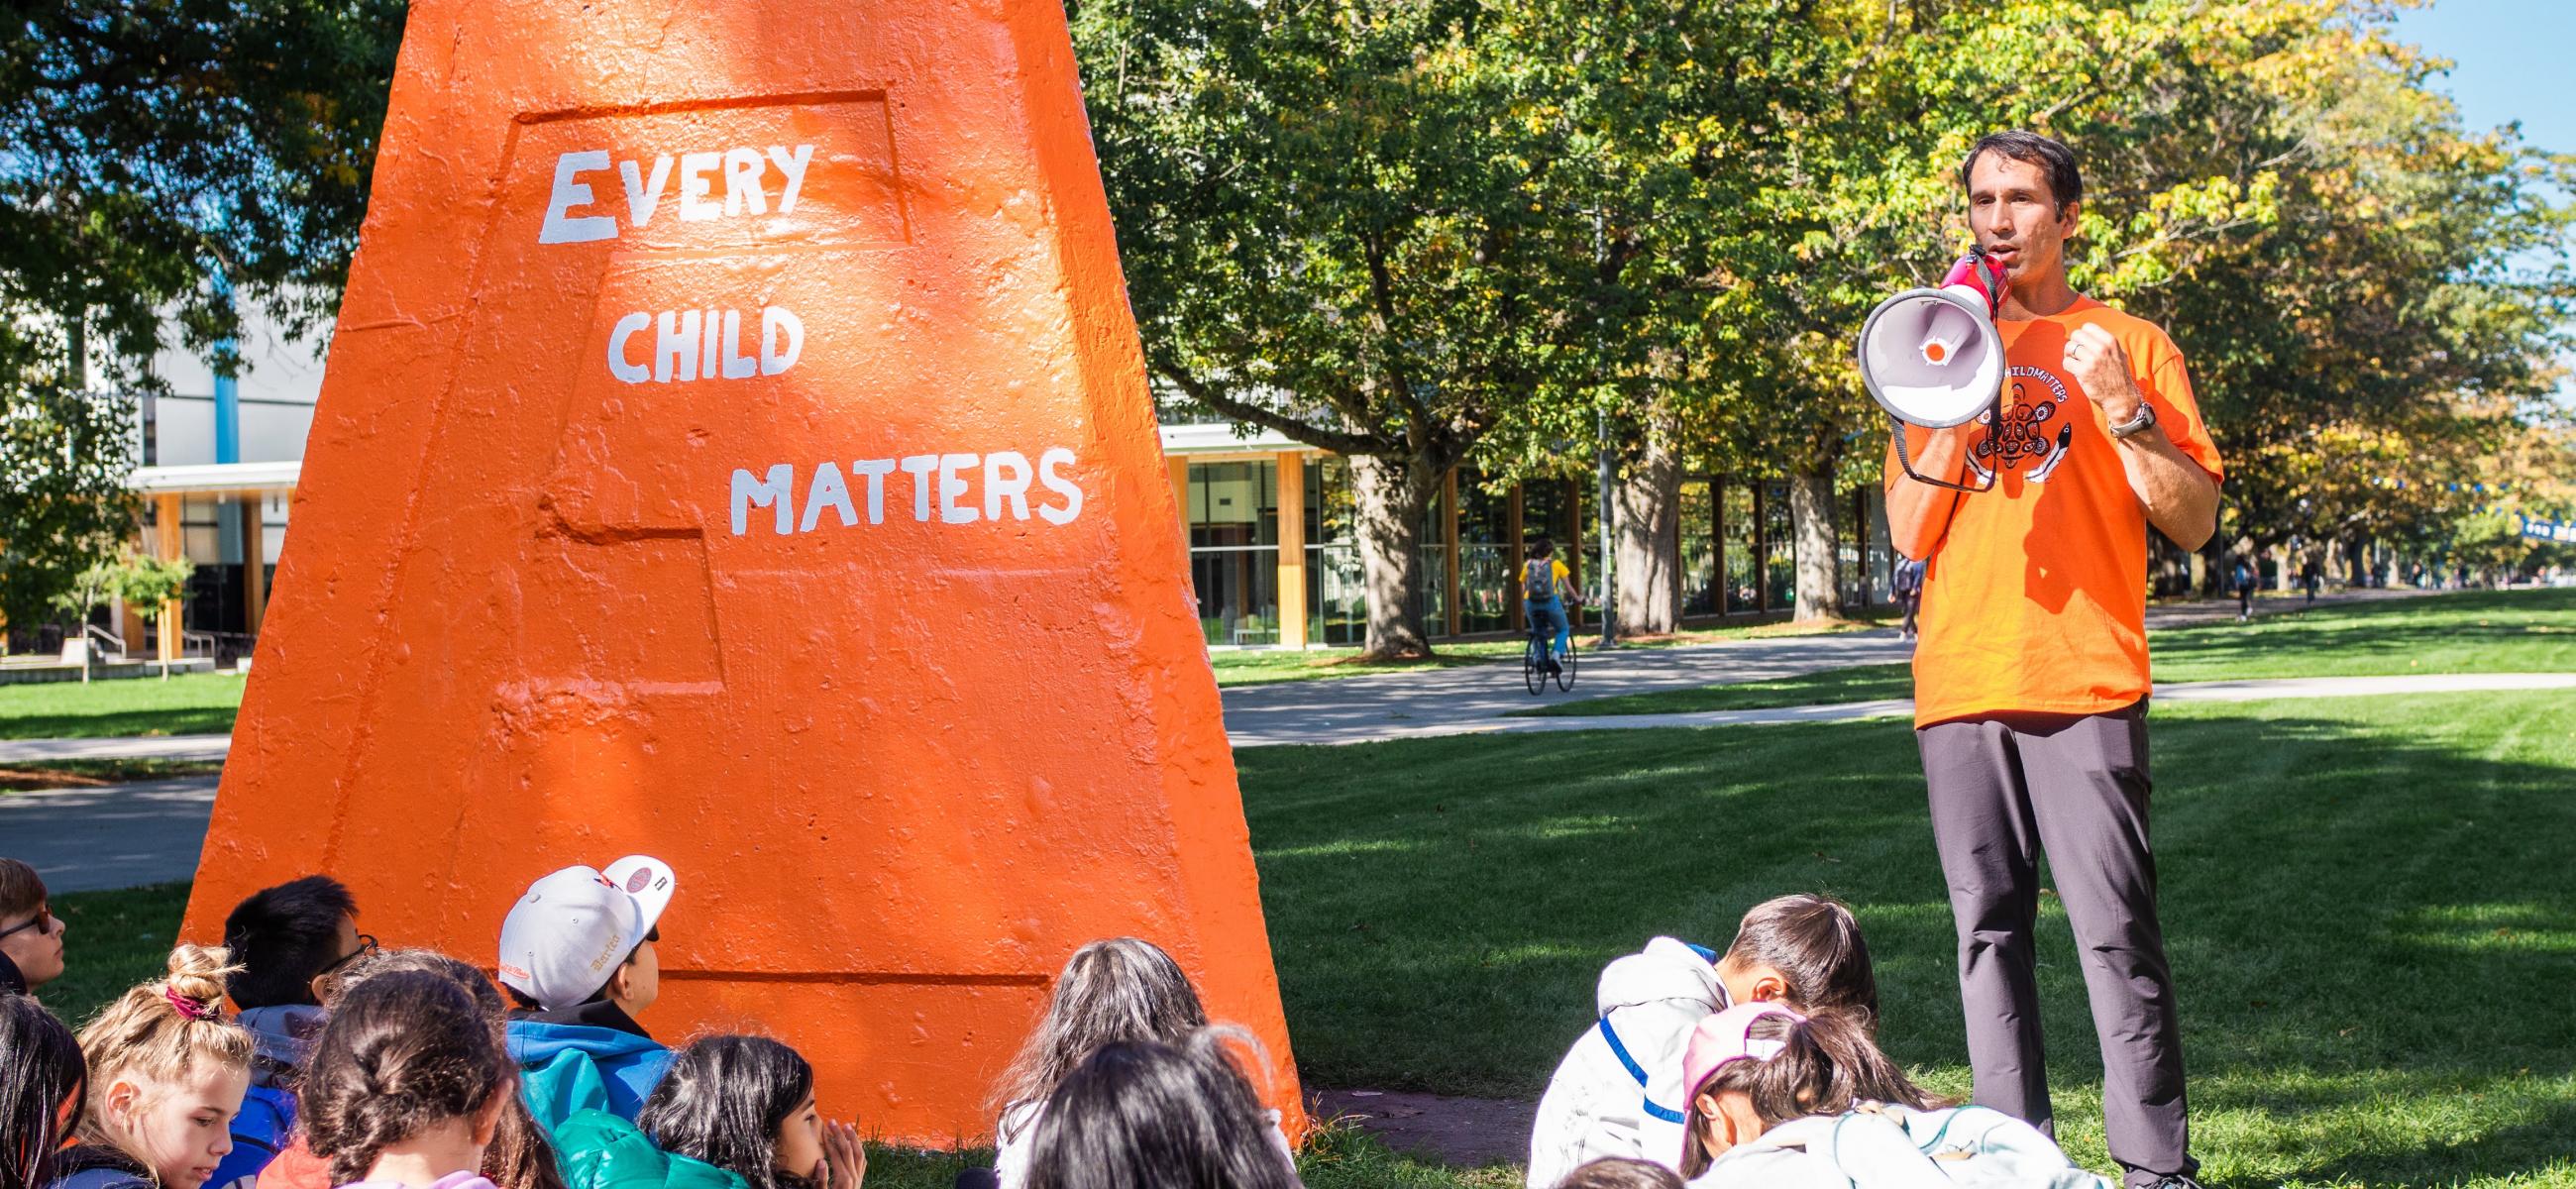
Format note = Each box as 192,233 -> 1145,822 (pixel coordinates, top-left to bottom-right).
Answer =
1527,895 -> 1878,1187
256,950 -> 567,1189
210,876 -> 367,1189
1,859 -> 67,998
3,993 -> 88,1189
1677,1004 -> 2105,1189
1018,1031 -> 1299,1189
495,857 -> 680,1131
981,938 -> 1291,1189
632,1034 -> 866,1189
50,947 -> 255,1189
301,970 -> 515,1189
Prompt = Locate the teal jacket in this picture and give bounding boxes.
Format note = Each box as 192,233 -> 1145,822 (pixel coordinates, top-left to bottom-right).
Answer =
506,1007 -> 674,1132
551,1111 -> 750,1189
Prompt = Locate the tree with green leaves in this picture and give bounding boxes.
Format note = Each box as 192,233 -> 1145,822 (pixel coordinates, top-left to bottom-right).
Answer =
2,379 -> 139,647
0,0 -> 402,635
49,547 -> 194,680
1073,0 -> 1828,655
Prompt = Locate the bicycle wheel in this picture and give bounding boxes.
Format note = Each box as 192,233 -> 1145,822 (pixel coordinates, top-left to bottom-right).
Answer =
1555,638 -> 1577,692
1524,635 -> 1546,695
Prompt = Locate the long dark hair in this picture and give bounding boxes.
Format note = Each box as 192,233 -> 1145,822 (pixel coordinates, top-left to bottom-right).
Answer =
991,938 -> 1208,1132
1020,1029 -> 1295,1189
1677,1010 -> 1928,1178
1723,894 -> 1878,1024
639,1035 -> 815,1189
303,971 -> 515,1185
325,950 -> 566,1189
2,995 -> 86,1189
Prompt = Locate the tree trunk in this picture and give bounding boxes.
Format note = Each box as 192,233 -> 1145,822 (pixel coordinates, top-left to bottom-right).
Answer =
1614,435 -> 1681,634
65,302 -> 89,391
1349,453 -> 1435,659
1787,465 -> 1845,621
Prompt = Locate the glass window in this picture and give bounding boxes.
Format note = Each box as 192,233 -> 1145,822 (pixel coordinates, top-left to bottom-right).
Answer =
1456,471 -> 1514,635
1186,461 -> 1281,645
1680,479 -> 1716,616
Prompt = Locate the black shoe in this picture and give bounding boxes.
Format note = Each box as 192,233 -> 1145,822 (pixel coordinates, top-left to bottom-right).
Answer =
1545,661 -> 1562,676
2143,1176 -> 2204,1189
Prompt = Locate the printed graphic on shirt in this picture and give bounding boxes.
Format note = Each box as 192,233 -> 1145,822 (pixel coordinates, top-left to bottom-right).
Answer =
1965,367 -> 2076,486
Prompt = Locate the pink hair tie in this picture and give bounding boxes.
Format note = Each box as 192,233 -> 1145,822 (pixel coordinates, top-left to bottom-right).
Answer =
163,988 -> 217,1022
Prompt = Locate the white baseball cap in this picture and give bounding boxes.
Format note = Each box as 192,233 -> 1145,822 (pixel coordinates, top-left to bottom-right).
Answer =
495,855 -> 677,1012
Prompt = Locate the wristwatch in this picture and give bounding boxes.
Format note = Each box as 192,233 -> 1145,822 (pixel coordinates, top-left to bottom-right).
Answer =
2107,400 -> 2158,440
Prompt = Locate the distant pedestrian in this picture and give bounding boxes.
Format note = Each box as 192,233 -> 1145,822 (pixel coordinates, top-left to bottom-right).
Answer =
2231,558 -> 2254,623
1891,558 -> 1926,642
2302,558 -> 2320,604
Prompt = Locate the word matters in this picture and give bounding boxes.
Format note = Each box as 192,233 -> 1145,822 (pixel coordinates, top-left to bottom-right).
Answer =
732,452 -> 1086,536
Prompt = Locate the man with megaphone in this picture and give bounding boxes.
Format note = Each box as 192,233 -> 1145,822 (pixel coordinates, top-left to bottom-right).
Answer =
1871,131 -> 2222,1189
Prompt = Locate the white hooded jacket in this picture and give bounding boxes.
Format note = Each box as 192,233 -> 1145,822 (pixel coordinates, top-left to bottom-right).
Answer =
1525,936 -> 1725,1188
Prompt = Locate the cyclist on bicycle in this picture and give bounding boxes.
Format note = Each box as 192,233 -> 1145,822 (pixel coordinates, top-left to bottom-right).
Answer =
1522,536 -> 1576,675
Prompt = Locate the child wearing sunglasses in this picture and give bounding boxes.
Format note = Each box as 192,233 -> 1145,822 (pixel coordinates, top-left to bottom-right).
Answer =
0,859 -> 67,999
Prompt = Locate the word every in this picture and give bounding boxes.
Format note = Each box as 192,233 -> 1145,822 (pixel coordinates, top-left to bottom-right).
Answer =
541,144 -> 816,244
731,451 -> 1084,536
609,306 -> 804,384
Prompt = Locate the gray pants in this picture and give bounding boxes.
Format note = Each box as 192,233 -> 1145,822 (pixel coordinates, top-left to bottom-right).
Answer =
1919,702 -> 2193,1189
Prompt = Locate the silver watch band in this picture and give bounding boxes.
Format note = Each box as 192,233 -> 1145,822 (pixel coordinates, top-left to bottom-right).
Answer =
2108,401 -> 2158,439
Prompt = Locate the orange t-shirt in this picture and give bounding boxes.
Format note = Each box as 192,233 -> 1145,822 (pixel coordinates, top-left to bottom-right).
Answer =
1887,296 -> 2222,727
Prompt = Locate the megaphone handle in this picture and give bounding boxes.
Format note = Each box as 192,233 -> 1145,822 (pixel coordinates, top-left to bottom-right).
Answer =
1891,415 -> 1996,494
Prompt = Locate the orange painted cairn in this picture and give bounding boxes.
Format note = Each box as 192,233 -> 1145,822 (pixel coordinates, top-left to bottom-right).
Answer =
181,0 -> 1302,1144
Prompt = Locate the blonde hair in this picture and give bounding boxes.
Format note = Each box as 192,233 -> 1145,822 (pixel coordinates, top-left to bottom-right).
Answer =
76,945 -> 256,1144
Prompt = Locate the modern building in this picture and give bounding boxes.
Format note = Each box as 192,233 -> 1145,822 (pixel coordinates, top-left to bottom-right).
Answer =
100,311 -> 322,667
1162,420 -> 1898,649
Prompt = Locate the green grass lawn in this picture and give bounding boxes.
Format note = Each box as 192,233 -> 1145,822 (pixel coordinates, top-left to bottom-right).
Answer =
1238,688 -> 2576,1187
1212,613 -> 1890,687
0,671 -> 247,738
33,632 -> 2576,1186
1522,588 -> 2576,717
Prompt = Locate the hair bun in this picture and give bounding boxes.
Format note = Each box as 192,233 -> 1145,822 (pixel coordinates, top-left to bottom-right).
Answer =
163,943 -> 244,1012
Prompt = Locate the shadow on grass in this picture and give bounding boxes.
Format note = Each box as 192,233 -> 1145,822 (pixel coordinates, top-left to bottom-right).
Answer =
1239,691 -> 2576,1186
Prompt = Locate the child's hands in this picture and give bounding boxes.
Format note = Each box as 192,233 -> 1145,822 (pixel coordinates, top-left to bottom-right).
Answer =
819,1119 -> 866,1189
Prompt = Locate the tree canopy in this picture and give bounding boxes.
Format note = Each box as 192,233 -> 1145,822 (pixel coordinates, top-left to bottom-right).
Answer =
0,0 -> 402,633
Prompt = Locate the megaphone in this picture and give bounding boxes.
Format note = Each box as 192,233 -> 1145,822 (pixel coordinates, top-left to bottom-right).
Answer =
1858,250 -> 2008,492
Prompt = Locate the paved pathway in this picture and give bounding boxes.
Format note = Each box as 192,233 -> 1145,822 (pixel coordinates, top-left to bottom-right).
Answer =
0,734 -> 232,763
0,590 -> 2485,895
1221,589 -> 2435,748
0,776 -> 218,893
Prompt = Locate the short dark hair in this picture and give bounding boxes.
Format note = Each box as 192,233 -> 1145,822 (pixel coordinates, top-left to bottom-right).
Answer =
1529,536 -> 1556,560
641,1035 -> 816,1189
222,875 -> 359,1009
0,859 -> 45,924
1961,130 -> 2083,212
1556,1157 -> 1684,1189
1022,1030 -> 1297,1189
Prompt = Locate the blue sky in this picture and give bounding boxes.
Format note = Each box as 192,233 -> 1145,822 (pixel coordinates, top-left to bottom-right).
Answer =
2389,1 -> 2575,153
2389,1 -> 2574,404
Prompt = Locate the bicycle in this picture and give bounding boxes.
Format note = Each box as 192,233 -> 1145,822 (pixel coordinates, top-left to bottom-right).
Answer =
1521,614 -> 1579,694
